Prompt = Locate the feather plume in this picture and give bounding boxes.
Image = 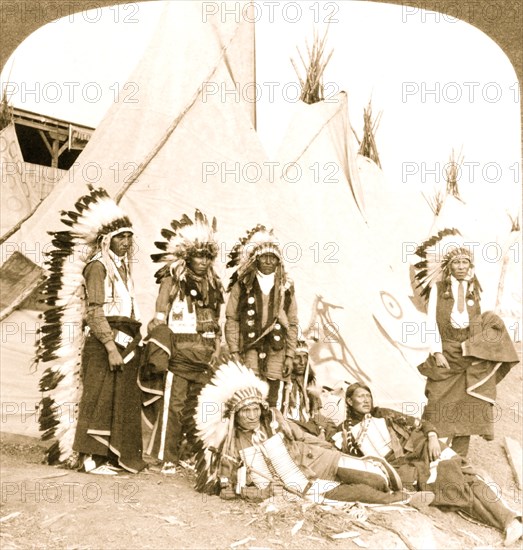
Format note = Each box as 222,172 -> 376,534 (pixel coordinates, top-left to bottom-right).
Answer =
151,209 -> 220,285
227,225 -> 288,292
194,361 -> 269,492
36,186 -> 132,464
414,228 -> 481,300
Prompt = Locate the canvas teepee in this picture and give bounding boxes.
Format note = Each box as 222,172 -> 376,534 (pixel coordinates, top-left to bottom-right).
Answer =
0,1 -> 266,436
429,182 -> 519,312
495,223 -> 522,342
1,123 -> 28,237
264,94 -> 427,414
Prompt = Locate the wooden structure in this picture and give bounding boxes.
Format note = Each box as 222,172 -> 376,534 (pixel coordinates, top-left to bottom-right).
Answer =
12,107 -> 94,169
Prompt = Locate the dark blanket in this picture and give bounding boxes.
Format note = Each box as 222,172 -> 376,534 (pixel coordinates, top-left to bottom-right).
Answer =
73,318 -> 146,473
428,456 -> 516,530
336,406 -> 518,530
138,324 -> 214,429
418,311 -> 519,438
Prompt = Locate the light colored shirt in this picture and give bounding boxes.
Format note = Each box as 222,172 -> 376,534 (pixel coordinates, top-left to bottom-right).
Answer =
256,271 -> 275,295
256,272 -> 275,327
84,253 -> 136,344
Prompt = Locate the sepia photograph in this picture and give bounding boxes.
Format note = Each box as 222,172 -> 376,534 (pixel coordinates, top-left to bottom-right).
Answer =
0,1 -> 521,548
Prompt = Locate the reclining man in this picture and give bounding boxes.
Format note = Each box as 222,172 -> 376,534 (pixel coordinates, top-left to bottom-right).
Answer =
333,383 -> 522,547
194,361 -> 406,504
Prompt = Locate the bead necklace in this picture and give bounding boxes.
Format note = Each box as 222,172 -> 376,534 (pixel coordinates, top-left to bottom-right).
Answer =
344,413 -> 372,454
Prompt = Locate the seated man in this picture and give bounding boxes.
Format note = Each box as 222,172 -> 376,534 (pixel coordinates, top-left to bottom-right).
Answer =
285,339 -> 322,422
194,361 -> 406,504
334,383 -> 522,547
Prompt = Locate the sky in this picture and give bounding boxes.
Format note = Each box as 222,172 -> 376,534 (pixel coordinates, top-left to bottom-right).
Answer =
0,0 -> 520,200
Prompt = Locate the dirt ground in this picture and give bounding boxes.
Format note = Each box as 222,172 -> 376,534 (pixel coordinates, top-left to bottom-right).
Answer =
1,363 -> 522,550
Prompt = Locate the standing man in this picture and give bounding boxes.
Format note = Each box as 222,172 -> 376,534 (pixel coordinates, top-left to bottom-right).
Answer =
287,340 -> 321,422
140,210 -> 223,475
225,225 -> 299,409
38,186 -> 146,475
414,229 -> 519,457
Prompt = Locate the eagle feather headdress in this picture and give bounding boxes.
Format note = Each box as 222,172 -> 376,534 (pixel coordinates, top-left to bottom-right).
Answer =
194,361 -> 269,494
151,210 -> 222,297
414,228 -> 481,301
36,186 -> 133,465
226,225 -> 291,293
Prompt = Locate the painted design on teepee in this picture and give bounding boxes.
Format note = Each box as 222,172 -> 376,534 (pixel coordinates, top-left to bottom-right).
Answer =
303,295 -> 368,384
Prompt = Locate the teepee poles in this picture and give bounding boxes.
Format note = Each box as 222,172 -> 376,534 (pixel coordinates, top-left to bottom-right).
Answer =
291,27 -> 333,105
358,99 -> 382,168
